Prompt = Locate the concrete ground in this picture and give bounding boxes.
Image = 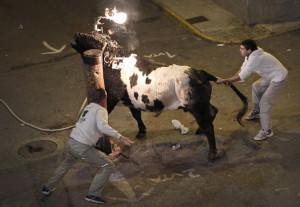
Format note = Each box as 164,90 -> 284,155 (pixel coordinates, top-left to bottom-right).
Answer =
153,0 -> 300,43
0,0 -> 299,206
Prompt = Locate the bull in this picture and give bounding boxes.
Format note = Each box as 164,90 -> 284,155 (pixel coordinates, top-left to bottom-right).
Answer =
71,32 -> 248,161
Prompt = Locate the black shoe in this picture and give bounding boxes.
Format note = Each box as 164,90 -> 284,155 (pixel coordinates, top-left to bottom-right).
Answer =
85,195 -> 106,204
42,186 -> 55,195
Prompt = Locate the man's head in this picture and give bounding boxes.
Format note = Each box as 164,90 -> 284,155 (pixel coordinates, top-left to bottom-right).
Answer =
240,39 -> 258,57
92,88 -> 107,105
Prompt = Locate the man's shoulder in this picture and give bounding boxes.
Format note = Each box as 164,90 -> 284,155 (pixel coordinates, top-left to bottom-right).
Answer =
86,103 -> 107,114
88,102 -> 101,108
93,104 -> 107,113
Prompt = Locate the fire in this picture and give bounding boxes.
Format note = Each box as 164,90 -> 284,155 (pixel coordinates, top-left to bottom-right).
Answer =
93,7 -> 133,70
123,54 -> 137,68
111,54 -> 137,70
111,12 -> 127,24
105,7 -> 127,24
94,7 -> 128,32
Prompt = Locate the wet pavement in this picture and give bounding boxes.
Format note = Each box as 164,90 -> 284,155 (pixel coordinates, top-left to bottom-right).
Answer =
0,0 -> 300,206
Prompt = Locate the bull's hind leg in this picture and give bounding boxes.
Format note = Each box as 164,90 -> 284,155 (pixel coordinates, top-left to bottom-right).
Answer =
195,104 -> 218,135
129,107 -> 147,139
203,123 -> 225,161
190,105 -> 225,161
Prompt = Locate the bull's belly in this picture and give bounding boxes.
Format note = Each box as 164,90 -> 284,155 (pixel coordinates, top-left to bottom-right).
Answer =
131,98 -> 182,112
124,81 -> 192,112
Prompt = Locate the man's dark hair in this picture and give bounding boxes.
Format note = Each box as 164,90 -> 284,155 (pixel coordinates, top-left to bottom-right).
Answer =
92,88 -> 107,103
241,39 -> 258,51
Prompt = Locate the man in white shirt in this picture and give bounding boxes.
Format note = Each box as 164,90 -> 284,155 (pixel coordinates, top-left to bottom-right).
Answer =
42,88 -> 133,204
216,39 -> 288,141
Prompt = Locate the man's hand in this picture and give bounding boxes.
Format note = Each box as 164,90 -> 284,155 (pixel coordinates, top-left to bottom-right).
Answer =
216,77 -> 231,86
216,77 -> 224,84
120,136 -> 134,146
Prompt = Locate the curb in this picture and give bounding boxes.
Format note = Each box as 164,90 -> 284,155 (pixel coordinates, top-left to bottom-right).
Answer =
153,1 -> 300,44
162,7 -> 241,44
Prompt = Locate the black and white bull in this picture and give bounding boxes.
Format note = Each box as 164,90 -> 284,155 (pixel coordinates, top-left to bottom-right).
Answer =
71,32 -> 248,161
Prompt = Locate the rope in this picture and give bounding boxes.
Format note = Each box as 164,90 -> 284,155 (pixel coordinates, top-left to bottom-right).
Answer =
0,98 -> 76,132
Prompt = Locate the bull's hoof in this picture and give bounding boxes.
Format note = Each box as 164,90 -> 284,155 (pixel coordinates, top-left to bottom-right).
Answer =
136,132 -> 146,139
208,148 -> 226,162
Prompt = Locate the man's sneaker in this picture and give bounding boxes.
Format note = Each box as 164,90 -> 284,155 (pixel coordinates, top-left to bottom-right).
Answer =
42,186 -> 55,195
85,195 -> 106,204
245,110 -> 260,120
253,129 -> 273,141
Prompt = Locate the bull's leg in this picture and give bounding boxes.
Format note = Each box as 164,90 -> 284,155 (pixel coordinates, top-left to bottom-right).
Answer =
202,123 -> 225,161
195,127 -> 204,135
195,104 -> 218,135
129,107 -> 146,139
107,97 -> 119,114
190,105 -> 225,162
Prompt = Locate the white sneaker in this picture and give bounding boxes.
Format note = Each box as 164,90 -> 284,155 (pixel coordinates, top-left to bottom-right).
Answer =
253,129 -> 273,141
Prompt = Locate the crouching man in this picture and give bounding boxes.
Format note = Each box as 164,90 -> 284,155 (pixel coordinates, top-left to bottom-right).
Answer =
216,39 -> 288,141
42,88 -> 133,204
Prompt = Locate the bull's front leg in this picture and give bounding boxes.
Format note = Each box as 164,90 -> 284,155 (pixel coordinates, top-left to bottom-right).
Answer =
107,97 -> 119,114
129,107 -> 146,138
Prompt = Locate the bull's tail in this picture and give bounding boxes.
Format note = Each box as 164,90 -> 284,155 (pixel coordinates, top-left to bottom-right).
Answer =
228,83 -> 248,126
196,70 -> 248,126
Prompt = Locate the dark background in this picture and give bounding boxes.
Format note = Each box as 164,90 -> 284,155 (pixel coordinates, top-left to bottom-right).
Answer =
0,0 -> 299,206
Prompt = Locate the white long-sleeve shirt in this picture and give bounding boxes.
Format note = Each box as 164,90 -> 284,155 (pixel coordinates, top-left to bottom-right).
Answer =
70,103 -> 121,146
239,48 -> 288,82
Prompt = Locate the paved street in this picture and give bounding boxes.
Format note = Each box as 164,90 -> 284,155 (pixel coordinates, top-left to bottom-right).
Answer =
0,0 -> 299,206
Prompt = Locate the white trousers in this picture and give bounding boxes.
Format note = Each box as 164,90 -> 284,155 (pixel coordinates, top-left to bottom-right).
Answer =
252,76 -> 288,131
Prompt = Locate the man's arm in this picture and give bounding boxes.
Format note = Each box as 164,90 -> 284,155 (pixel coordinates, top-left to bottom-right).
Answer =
216,69 -> 241,84
96,108 -> 133,145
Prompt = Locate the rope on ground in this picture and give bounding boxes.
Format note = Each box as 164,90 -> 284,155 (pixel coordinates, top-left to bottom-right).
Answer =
0,98 -> 76,132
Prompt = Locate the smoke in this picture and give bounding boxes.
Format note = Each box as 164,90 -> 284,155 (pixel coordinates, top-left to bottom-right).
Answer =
128,32 -> 139,51
95,0 -> 142,23
115,0 -> 141,51
120,29 -> 139,51
96,0 -> 141,51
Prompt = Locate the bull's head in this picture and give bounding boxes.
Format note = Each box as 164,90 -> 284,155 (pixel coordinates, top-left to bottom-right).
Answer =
70,7 -> 138,68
